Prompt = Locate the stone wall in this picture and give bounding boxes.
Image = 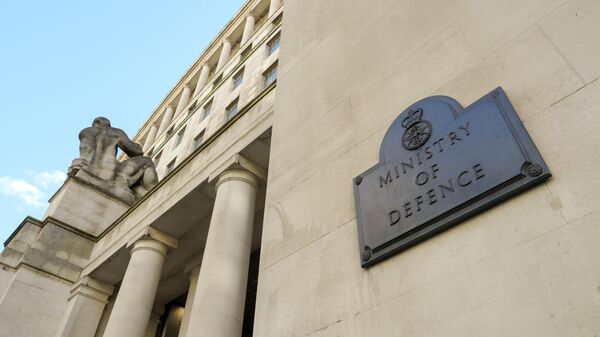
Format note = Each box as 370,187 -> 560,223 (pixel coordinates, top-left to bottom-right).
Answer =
0,267 -> 71,337
255,0 -> 600,336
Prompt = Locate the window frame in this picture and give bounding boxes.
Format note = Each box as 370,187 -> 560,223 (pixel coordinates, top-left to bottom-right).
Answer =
201,99 -> 213,121
226,98 -> 240,120
173,126 -> 186,148
232,68 -> 245,91
193,130 -> 206,150
263,62 -> 278,88
166,158 -> 177,175
267,33 -> 281,56
154,151 -> 163,167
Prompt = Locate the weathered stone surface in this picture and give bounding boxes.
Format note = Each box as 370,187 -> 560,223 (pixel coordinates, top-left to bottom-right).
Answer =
44,177 -> 129,237
256,0 -> 600,335
538,0 -> 600,83
69,117 -> 158,204
0,266 -> 71,337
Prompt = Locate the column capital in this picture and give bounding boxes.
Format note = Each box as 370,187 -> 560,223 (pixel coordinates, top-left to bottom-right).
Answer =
127,226 -> 179,253
208,153 -> 266,185
216,169 -> 259,191
130,239 -> 168,258
245,13 -> 255,19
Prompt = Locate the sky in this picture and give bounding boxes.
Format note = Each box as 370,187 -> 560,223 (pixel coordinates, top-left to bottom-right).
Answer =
0,0 -> 245,243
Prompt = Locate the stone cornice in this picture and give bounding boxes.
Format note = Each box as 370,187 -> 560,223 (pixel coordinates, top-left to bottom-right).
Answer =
138,24 -> 281,159
3,216 -> 42,247
97,81 -> 276,243
47,174 -> 134,207
4,215 -> 100,249
132,0 -> 271,143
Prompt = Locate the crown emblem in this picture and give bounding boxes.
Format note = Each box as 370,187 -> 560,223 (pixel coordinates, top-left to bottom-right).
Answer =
401,108 -> 424,128
401,108 -> 432,150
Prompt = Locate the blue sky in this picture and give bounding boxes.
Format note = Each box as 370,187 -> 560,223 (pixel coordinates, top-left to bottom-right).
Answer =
0,0 -> 245,242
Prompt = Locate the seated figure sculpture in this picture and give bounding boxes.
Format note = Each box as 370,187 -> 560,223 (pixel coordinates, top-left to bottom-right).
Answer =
68,117 -> 158,204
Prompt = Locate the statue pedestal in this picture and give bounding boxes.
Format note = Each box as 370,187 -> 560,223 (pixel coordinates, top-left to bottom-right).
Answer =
44,176 -> 130,237
68,161 -> 137,204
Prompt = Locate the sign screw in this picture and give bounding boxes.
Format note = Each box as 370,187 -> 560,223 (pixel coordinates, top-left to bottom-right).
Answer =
361,246 -> 372,262
527,164 -> 543,177
354,176 -> 363,185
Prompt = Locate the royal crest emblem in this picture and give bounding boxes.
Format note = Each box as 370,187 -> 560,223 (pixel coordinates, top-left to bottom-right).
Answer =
401,108 -> 432,150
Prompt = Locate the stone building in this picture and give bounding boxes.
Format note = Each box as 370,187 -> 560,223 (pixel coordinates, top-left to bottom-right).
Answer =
1,0 -> 599,336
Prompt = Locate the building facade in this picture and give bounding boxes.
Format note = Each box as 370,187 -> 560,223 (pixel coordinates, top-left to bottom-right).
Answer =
1,0 -> 600,336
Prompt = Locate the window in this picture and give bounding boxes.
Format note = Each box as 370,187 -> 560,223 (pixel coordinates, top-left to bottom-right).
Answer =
263,62 -> 278,87
226,98 -> 239,120
213,74 -> 223,86
154,151 -> 162,166
174,127 -> 186,148
201,99 -> 213,120
272,12 -> 283,25
193,131 -> 205,149
166,159 -> 177,175
188,101 -> 198,115
232,68 -> 244,91
267,33 -> 280,56
241,45 -> 252,59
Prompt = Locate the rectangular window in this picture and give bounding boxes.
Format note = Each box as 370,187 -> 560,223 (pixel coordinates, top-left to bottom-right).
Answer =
232,68 -> 244,91
193,131 -> 205,149
166,159 -> 177,175
263,62 -> 278,87
188,101 -> 198,115
213,74 -> 223,86
226,98 -> 239,120
201,99 -> 213,120
154,151 -> 162,166
272,12 -> 283,25
241,44 -> 252,59
267,33 -> 280,56
174,127 -> 186,148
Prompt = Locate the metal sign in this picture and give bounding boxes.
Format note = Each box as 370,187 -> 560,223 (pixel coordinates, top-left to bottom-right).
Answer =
353,87 -> 550,268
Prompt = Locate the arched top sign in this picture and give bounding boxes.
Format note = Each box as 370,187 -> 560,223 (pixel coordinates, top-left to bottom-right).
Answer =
379,95 -> 462,161
354,87 -> 550,268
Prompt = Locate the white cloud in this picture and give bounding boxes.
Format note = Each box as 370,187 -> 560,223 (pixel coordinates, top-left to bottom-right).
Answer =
0,176 -> 48,208
0,170 -> 66,209
31,170 -> 66,188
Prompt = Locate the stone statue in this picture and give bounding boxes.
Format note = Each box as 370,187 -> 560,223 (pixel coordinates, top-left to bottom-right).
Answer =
68,117 -> 158,204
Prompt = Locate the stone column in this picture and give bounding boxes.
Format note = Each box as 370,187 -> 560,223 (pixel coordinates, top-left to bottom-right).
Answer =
175,85 -> 192,115
193,64 -> 211,97
268,0 -> 282,17
185,170 -> 258,337
240,14 -> 256,46
143,124 -> 159,152
177,266 -> 201,337
157,106 -> 175,136
216,39 -> 232,72
53,277 -> 113,337
102,239 -> 168,337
